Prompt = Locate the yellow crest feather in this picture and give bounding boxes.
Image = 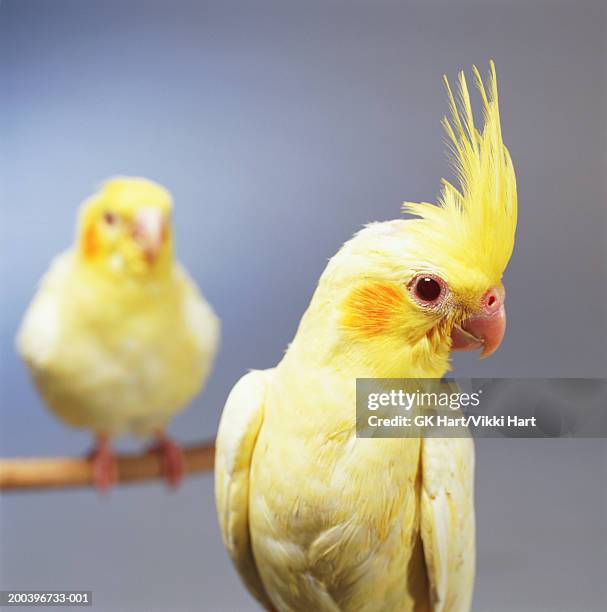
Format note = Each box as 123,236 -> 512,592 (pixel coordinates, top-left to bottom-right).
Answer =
404,61 -> 517,285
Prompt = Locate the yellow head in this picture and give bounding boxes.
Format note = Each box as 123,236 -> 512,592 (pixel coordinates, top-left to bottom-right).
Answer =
302,62 -> 517,377
77,177 -> 174,279
403,60 -> 517,290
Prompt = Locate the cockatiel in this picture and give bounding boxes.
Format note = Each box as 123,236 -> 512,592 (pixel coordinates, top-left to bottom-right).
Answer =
215,62 -> 516,611
17,178 -> 219,491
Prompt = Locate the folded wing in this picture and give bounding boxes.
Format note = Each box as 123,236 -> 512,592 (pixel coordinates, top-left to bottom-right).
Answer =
215,369 -> 274,610
421,436 -> 476,612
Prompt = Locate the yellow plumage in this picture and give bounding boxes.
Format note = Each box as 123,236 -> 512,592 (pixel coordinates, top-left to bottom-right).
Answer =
216,63 -> 516,610
404,60 -> 517,289
17,178 -> 219,487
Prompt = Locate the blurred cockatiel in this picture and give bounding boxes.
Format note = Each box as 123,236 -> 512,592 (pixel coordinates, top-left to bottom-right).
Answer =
17,178 -> 219,491
216,62 -> 516,611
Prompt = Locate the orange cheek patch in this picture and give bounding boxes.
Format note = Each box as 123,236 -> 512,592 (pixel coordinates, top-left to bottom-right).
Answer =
82,223 -> 98,259
342,282 -> 405,336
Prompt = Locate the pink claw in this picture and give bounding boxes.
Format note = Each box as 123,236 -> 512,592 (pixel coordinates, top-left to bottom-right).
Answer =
89,433 -> 117,493
152,433 -> 186,489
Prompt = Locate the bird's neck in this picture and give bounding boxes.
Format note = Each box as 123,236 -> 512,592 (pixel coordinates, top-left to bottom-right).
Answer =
283,298 -> 451,380
274,304 -> 450,440
75,254 -> 173,290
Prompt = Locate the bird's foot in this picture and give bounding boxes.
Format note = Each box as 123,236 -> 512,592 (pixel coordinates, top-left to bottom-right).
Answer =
88,434 -> 117,493
152,433 -> 185,489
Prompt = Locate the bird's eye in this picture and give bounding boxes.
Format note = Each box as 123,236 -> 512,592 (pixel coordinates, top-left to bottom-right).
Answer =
104,211 -> 117,225
411,275 -> 444,303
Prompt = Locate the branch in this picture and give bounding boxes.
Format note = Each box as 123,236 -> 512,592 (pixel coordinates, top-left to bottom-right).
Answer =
0,441 -> 215,492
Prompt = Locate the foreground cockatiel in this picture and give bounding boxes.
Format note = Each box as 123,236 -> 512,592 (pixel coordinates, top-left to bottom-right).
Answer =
17,178 -> 219,491
216,62 -> 517,611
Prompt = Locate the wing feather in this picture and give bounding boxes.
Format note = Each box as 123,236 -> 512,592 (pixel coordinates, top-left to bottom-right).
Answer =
421,436 -> 475,612
215,369 -> 274,610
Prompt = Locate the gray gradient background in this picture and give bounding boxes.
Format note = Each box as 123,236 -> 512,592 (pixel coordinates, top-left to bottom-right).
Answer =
1,1 -> 606,610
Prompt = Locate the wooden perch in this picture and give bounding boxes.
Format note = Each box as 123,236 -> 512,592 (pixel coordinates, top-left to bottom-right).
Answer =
0,441 -> 215,492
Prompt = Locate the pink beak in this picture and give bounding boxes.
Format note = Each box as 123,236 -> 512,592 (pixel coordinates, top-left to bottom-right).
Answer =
451,285 -> 506,358
132,207 -> 165,262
